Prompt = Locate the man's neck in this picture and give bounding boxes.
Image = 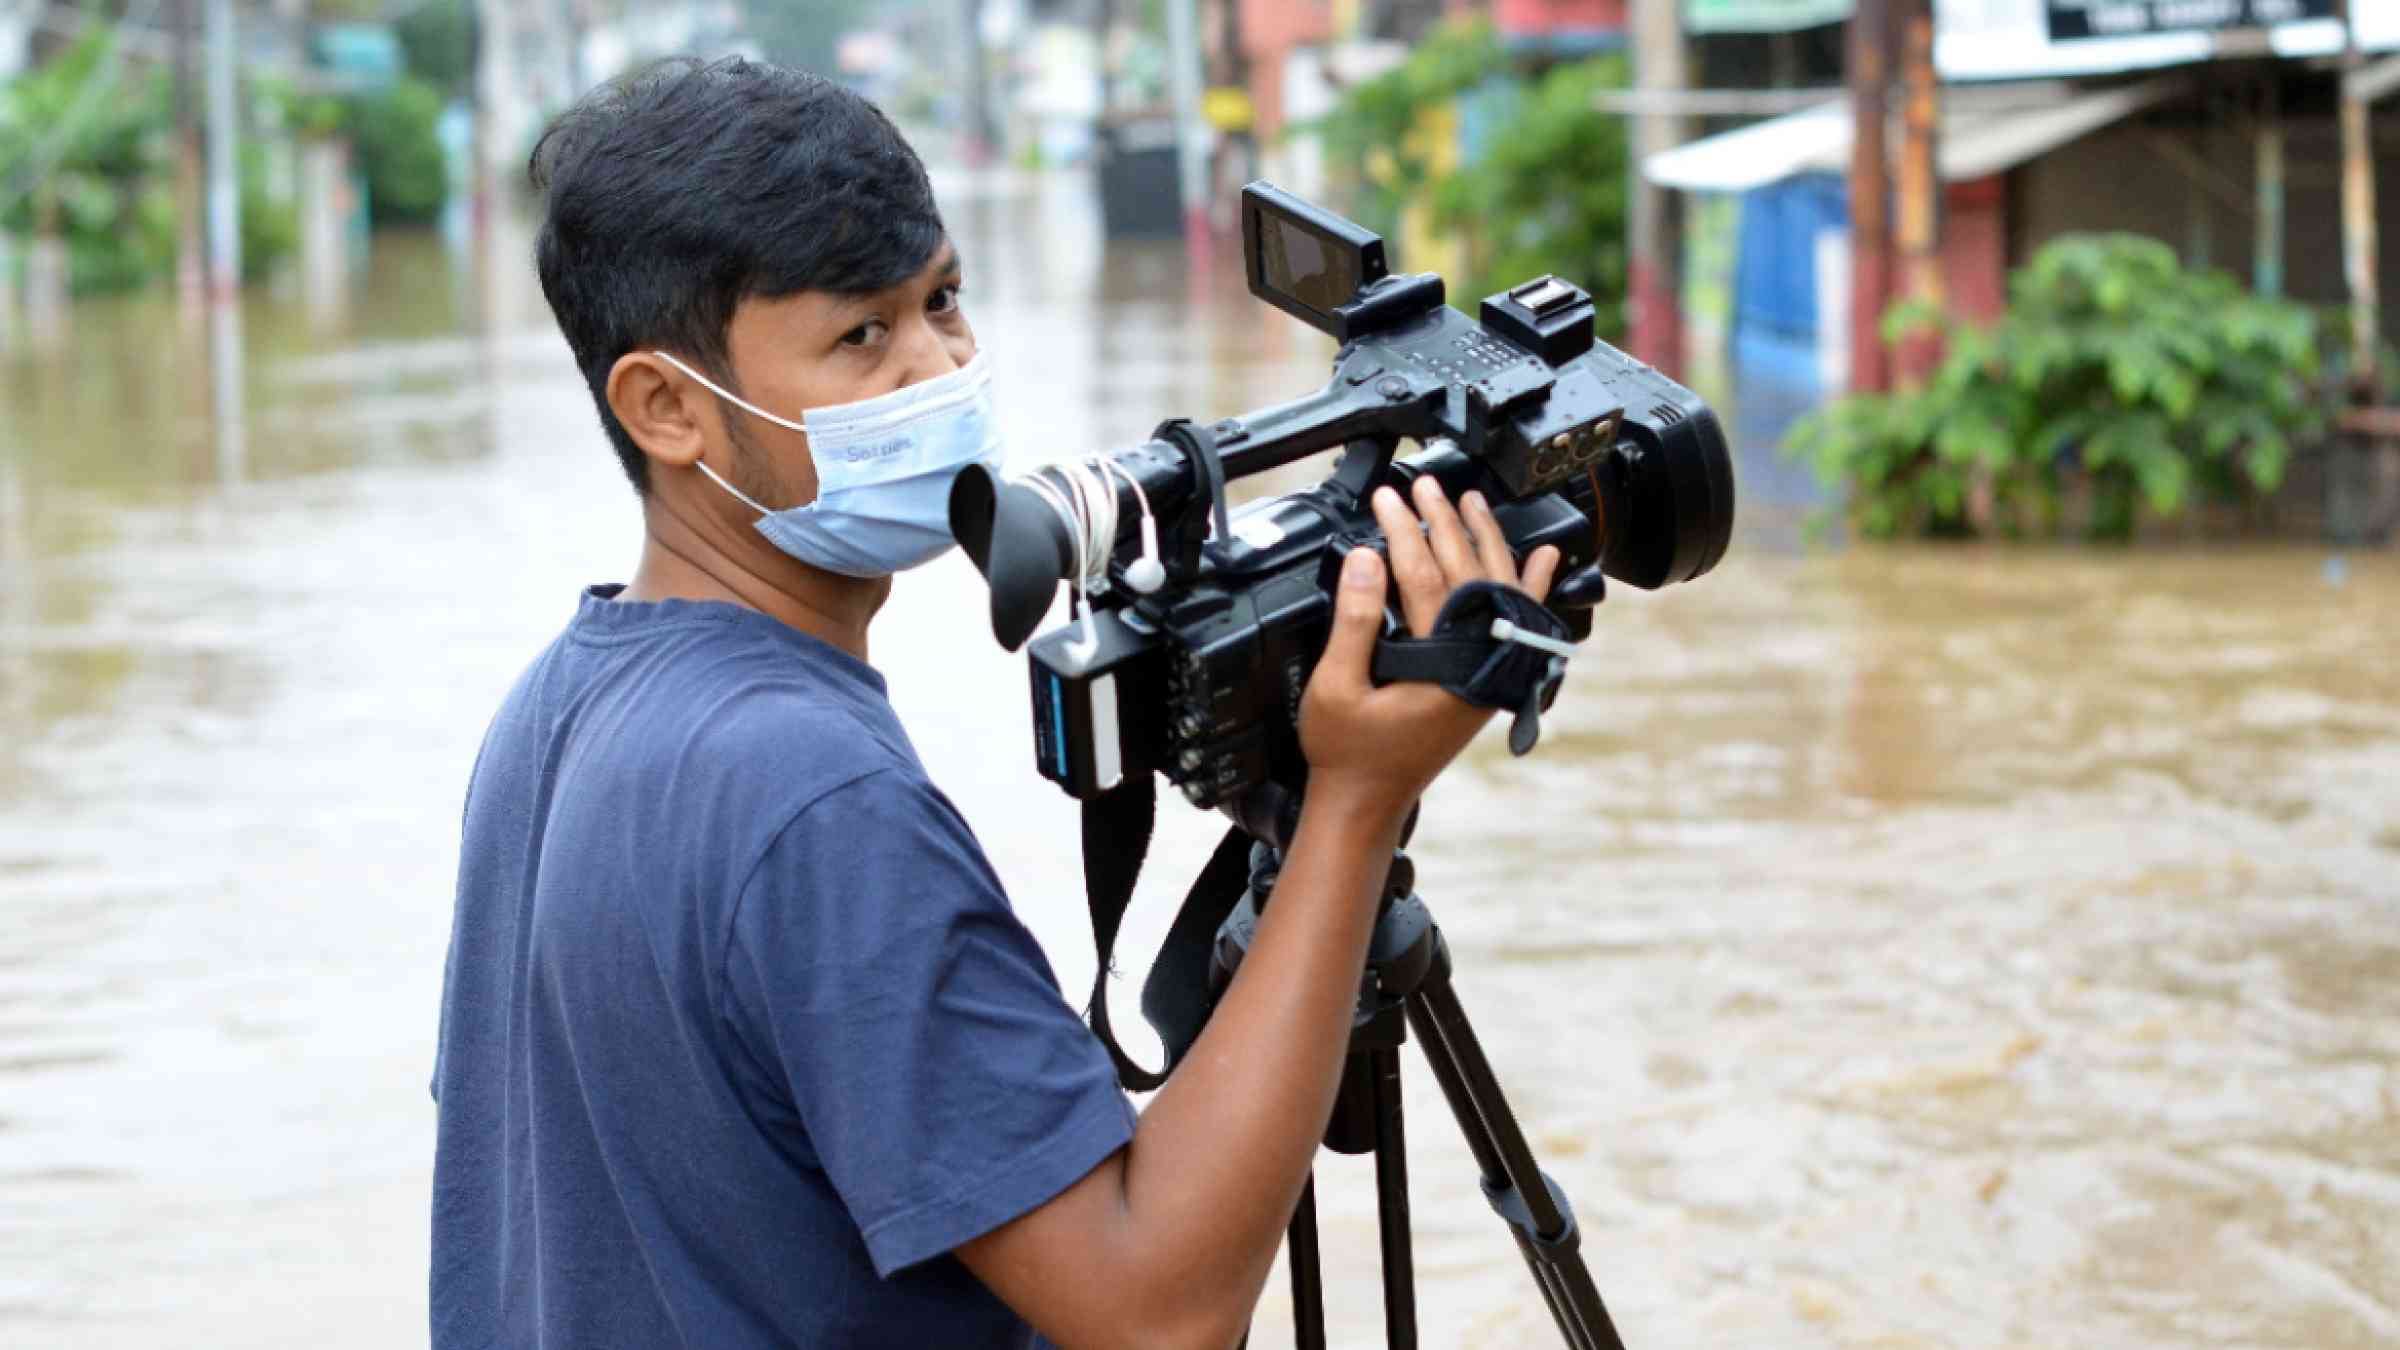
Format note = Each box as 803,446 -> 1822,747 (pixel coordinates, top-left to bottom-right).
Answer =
620,509 -> 887,663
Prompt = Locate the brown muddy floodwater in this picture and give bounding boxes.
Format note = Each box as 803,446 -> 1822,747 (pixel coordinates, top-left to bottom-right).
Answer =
2,171 -> 2396,1349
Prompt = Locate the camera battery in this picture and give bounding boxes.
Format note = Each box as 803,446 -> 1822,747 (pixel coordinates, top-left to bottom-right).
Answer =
1028,608 -> 1165,798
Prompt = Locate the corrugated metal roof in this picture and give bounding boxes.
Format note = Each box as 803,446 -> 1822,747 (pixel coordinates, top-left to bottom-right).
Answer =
1642,104 -> 1851,194
1641,78 -> 2185,192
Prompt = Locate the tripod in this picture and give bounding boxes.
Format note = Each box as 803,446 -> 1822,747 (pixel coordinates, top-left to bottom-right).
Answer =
1208,841 -> 1627,1350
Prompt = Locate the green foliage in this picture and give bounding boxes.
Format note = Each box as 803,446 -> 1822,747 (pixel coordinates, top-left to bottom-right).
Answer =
1301,18 -> 1505,243
744,0 -> 880,76
1430,55 -> 1629,330
260,70 -> 351,139
1,26 -> 300,293
395,0 -> 477,96
262,70 -> 451,226
347,76 -> 448,224
1785,235 -> 2325,540
240,143 -> 299,283
0,28 -> 177,293
1301,18 -> 1629,334
2308,300 -> 2400,396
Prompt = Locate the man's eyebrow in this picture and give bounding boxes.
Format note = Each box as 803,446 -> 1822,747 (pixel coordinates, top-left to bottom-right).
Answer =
929,245 -> 962,279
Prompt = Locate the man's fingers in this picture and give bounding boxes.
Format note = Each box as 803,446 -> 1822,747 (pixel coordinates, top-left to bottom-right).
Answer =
1411,474 -> 1481,587
1314,547 -> 1387,694
1460,492 -> 1516,582
1522,545 -> 1561,602
1371,487 -> 1444,635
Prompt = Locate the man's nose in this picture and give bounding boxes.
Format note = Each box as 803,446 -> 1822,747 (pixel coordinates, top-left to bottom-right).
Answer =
896,319 -> 970,388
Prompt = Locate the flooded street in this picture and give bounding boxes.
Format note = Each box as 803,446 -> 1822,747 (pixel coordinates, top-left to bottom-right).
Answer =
3,170 -> 2396,1348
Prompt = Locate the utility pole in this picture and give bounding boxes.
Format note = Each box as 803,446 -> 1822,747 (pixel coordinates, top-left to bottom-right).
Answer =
204,0 -> 239,299
1163,0 -> 1211,272
1893,0 -> 1942,383
174,0 -> 204,317
1846,0 -> 1894,395
2337,0 -> 2381,403
203,0 -> 243,478
960,0 -> 994,165
475,0 -> 512,251
1628,0 -> 1689,380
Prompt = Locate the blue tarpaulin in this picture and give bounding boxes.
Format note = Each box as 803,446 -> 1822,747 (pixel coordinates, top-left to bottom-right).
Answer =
1733,173 -> 1846,343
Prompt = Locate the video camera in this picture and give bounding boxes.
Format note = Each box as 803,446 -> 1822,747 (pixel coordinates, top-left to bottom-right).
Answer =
949,182 -> 1733,814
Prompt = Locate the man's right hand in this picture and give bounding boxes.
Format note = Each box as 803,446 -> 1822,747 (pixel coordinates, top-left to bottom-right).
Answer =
1299,474 -> 1561,818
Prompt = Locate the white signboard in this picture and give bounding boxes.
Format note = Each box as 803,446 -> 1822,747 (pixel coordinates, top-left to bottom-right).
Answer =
1937,0 -> 2396,81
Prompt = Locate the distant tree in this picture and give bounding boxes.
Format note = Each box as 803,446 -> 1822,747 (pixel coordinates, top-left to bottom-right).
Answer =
349,76 -> 449,223
741,0 -> 880,76
1432,54 -> 1630,329
1,26 -> 298,290
395,0 -> 476,96
0,28 -> 177,292
1303,19 -> 1630,332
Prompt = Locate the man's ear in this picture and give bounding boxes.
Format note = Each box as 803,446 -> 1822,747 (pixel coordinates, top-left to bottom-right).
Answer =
606,352 -> 709,471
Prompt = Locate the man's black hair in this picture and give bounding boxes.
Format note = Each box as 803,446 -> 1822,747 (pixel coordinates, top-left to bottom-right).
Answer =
530,57 -> 948,494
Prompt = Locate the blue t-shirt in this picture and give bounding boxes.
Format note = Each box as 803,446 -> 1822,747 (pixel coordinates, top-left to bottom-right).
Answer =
431,586 -> 1134,1348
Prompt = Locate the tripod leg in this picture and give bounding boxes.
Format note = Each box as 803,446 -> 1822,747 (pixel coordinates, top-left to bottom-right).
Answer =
1406,972 -> 1627,1350
1367,1048 -> 1417,1350
1287,1173 -> 1326,1350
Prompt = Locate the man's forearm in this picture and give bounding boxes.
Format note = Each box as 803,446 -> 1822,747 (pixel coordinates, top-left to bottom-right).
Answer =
1113,779 -> 1407,1343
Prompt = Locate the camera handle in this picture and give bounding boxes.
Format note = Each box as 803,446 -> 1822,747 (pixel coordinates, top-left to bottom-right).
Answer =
1325,435 -> 1400,507
1151,417 -> 1233,582
1208,841 -> 1629,1350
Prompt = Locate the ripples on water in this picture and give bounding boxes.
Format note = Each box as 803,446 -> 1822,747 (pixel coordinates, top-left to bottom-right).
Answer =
1,171 -> 2394,1347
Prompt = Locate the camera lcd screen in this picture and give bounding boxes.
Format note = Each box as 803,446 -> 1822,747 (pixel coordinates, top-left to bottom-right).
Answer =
1257,212 -> 1360,317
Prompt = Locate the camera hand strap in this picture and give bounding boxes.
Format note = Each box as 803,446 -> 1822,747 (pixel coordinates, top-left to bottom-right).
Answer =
1081,776 -> 1252,1093
1371,580 -> 1577,756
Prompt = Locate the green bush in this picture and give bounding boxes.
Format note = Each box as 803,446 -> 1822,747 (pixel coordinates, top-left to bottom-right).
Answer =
395,0 -> 476,96
1784,234 -> 2324,540
346,76 -> 448,225
1431,55 -> 1629,328
3,27 -> 298,292
1301,18 -> 1629,335
0,29 -> 176,294
1303,17 -> 1506,244
240,142 -> 299,282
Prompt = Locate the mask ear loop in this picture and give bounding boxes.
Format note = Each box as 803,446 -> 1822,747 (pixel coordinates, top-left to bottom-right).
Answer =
648,350 -> 811,436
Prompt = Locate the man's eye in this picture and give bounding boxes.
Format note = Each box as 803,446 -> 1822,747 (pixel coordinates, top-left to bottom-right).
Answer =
928,284 -> 962,315
840,318 -> 888,348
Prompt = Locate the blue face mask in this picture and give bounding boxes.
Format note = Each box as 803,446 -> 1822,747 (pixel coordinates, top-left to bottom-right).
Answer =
652,349 -> 1006,578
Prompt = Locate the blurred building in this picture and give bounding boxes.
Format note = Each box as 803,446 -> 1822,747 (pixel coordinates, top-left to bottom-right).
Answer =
1645,3 -> 2400,437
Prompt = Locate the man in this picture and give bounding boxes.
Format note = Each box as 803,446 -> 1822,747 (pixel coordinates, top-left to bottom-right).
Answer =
431,57 -> 1559,1349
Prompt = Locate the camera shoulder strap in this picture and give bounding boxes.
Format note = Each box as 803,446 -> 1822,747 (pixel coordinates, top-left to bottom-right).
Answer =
1080,775 -> 1252,1093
